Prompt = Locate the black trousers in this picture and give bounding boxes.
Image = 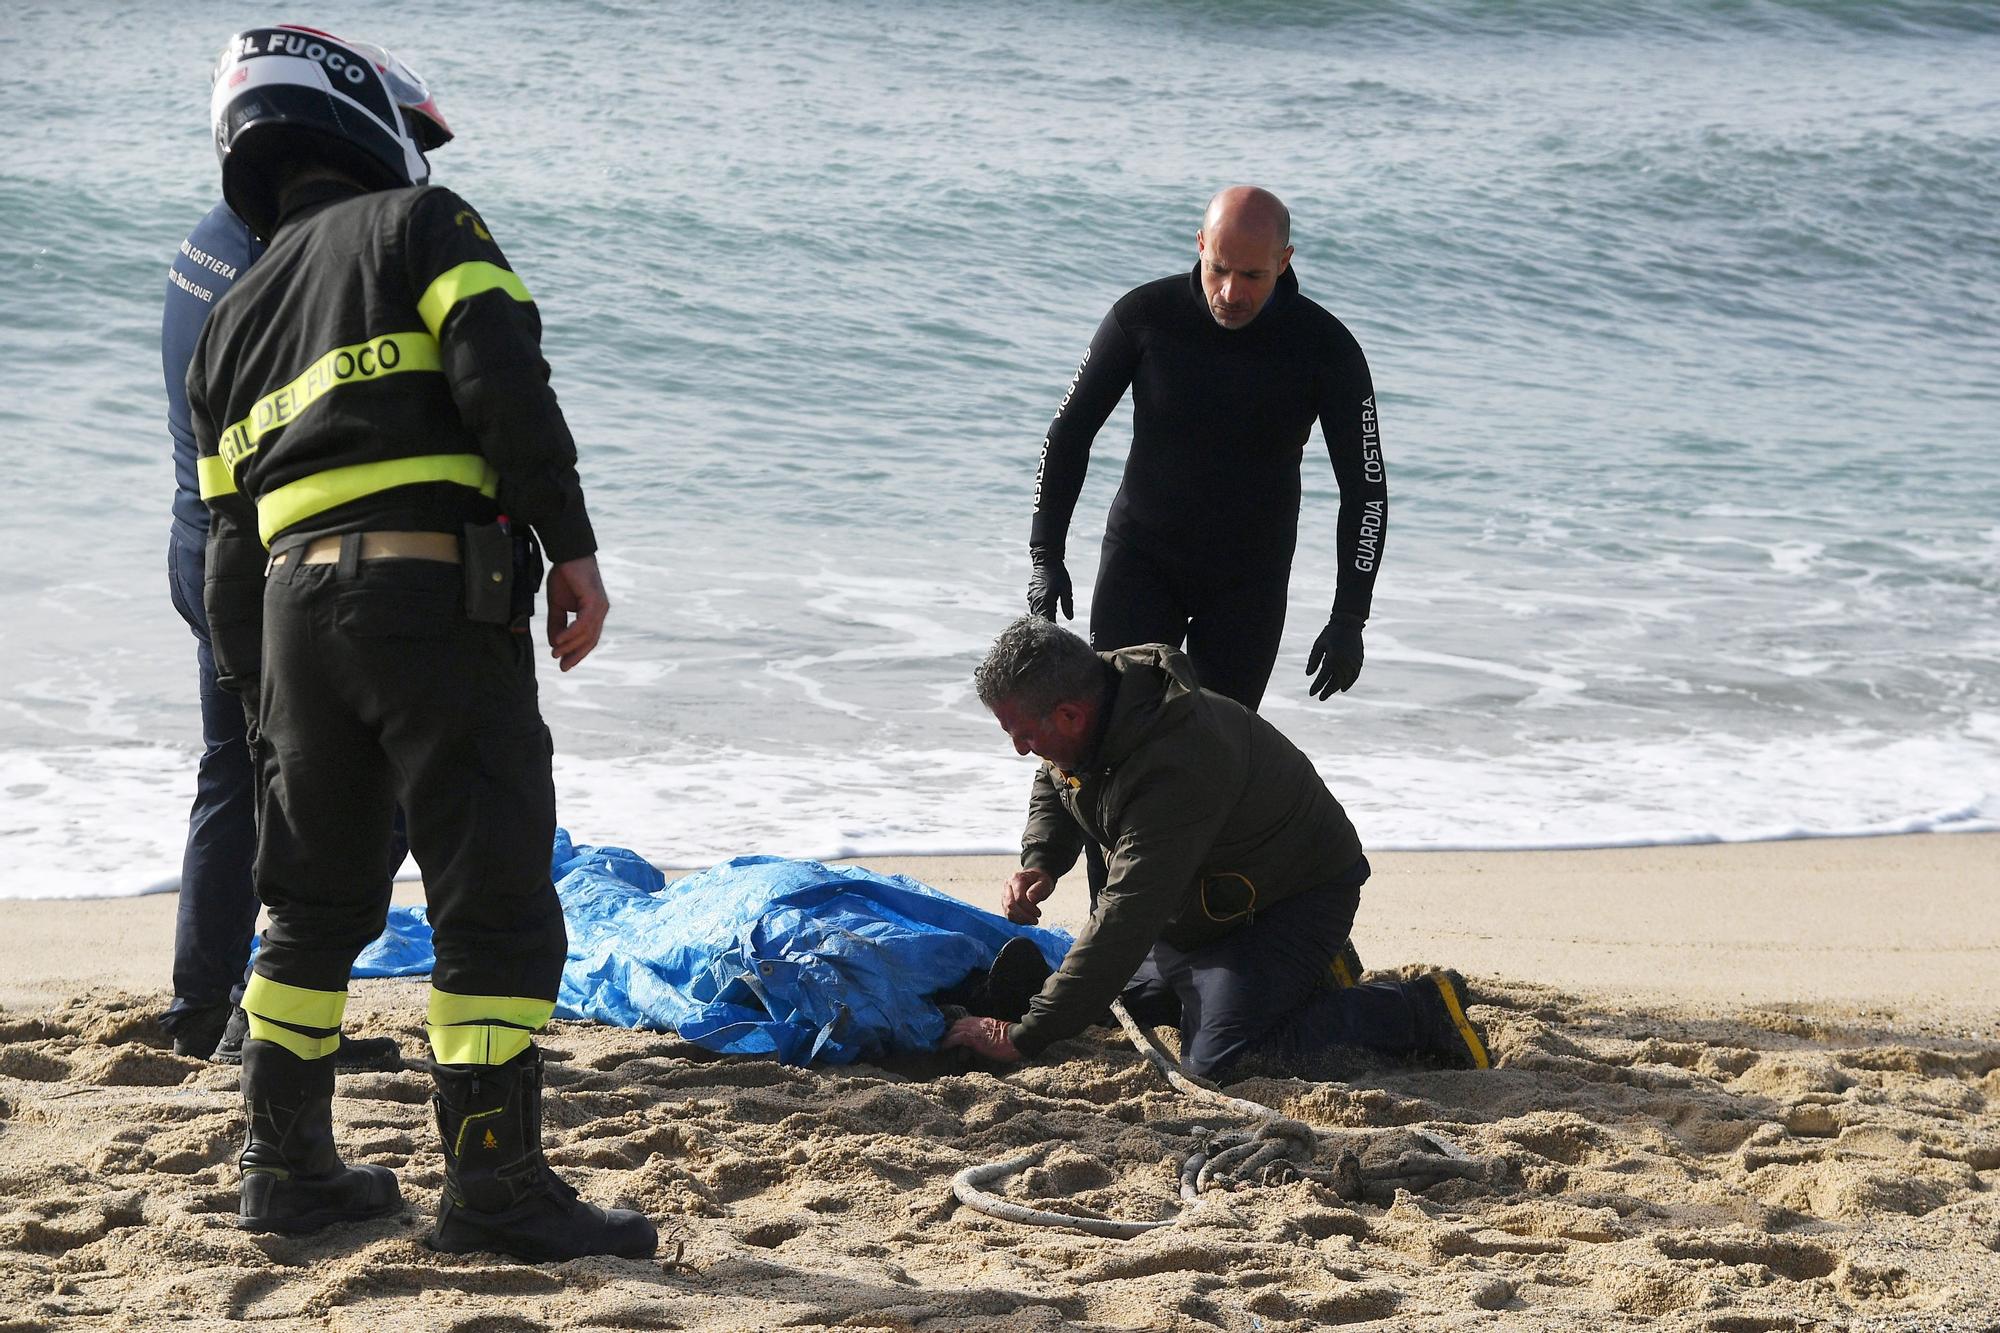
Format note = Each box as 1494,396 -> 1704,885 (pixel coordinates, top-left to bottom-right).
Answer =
1085,533 -> 1294,902
252,553 -> 566,1002
1088,534 -> 1291,712
1119,859 -> 1424,1082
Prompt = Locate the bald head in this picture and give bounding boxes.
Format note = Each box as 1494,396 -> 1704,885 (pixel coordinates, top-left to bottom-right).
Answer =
1203,186 -> 1291,249
1195,186 -> 1294,329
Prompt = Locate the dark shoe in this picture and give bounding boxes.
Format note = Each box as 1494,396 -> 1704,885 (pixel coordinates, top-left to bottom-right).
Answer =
1412,970 -> 1490,1070
1328,937 -> 1365,989
238,1039 -> 402,1234
211,1006 -> 250,1064
215,1012 -> 399,1073
169,1002 -> 233,1059
334,1033 -> 402,1072
429,1047 -> 656,1262
968,937 -> 1054,1022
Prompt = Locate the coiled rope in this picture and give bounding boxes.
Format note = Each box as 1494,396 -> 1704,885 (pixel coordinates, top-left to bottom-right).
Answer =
950,999 -> 1484,1236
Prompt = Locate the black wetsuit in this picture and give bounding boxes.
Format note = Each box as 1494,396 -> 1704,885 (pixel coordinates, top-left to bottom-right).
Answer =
1031,263 -> 1387,711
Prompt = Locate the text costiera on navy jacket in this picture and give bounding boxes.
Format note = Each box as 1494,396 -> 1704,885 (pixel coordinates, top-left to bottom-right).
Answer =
164,201 -> 263,544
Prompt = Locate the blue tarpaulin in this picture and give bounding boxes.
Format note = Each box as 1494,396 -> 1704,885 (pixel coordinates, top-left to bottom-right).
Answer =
347,830 -> 1071,1066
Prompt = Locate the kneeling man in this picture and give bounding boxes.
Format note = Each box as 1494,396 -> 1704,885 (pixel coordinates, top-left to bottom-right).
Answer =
947,615 -> 1487,1082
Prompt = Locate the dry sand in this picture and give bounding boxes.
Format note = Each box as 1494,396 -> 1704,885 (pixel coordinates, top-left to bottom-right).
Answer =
1,833 -> 1995,1330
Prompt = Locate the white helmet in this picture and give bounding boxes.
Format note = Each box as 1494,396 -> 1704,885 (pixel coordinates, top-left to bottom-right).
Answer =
210,25 -> 453,237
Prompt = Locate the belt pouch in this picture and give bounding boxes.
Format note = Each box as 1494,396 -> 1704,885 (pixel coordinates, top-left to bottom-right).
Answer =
462,521 -> 513,624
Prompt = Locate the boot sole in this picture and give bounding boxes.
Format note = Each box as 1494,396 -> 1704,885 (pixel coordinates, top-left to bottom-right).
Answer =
239,1195 -> 400,1235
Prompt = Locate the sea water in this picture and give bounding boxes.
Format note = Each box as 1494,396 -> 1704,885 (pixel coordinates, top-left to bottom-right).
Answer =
1,1 -> 1996,898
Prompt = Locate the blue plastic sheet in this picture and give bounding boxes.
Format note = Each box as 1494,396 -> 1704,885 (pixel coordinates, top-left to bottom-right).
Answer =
348,830 -> 1071,1066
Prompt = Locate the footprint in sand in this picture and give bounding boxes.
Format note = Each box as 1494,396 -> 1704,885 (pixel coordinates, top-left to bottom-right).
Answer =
0,1189 -> 146,1254
1653,1233 -> 1839,1281
70,1045 -> 194,1088
0,1044 -> 70,1082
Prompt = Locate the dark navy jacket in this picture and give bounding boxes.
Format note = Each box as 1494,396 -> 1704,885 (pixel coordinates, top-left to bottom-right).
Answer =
164,202 -> 263,544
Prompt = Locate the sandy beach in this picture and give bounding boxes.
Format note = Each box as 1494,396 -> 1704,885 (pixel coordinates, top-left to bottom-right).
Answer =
1,833 -> 1995,1330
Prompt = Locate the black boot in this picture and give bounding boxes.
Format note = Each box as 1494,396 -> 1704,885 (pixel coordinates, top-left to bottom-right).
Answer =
429,1047 -> 656,1262
211,1005 -> 250,1063
967,937 -> 1054,1022
169,1002 -> 232,1059
1409,971 -> 1491,1070
239,1039 -> 403,1233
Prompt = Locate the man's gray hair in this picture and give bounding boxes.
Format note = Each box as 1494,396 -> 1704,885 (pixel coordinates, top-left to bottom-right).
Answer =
974,615 -> 1104,716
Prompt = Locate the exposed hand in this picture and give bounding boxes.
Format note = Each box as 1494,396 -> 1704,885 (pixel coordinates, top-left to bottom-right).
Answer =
546,555 -> 610,671
1306,611 -> 1365,699
1026,544 -> 1073,621
943,1015 -> 1021,1062
1002,868 -> 1056,925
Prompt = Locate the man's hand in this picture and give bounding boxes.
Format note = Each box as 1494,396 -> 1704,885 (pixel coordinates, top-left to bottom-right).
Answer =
943,1015 -> 1021,1062
1306,611 -> 1365,698
546,554 -> 610,672
1002,868 -> 1056,924
1027,544 -> 1073,621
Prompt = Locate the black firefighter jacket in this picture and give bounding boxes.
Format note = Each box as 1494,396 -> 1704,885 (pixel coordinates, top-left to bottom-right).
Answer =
188,180 -> 596,696
1009,645 -> 1365,1056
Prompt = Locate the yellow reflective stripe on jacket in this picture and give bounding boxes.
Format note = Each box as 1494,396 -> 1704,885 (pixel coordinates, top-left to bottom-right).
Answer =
217,331 -> 443,478
256,453 -> 499,545
197,454 -> 237,500
242,974 -> 347,1060
426,988 -> 553,1066
416,262 -> 533,338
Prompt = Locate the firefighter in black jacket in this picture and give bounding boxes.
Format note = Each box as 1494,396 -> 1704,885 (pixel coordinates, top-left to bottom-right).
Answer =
192,25 -> 652,1261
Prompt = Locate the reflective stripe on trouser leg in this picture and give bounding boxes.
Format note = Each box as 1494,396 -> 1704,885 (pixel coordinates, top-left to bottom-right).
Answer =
427,988 -> 555,1065
242,973 -> 347,1060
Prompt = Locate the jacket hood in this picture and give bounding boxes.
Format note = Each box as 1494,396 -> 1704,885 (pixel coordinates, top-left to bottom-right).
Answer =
1091,644 -> 1202,769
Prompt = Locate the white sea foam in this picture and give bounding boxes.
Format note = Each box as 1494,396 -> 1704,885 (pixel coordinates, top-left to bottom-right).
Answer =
4,727 -> 1992,901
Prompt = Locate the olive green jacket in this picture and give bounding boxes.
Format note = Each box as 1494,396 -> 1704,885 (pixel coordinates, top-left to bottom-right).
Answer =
1008,645 -> 1364,1056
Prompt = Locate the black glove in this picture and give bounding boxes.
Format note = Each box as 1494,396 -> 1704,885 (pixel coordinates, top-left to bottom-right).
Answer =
1026,544 -> 1073,621
1306,611 -> 1365,698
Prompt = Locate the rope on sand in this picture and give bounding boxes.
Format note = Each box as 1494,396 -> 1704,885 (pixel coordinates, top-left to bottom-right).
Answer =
949,1000 -> 1282,1236
950,1149 -> 1177,1238
949,999 -> 1491,1235
1107,998 -> 1284,1120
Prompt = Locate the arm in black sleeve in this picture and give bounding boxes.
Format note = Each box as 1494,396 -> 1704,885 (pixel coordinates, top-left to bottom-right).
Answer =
405,187 -> 597,562
1028,307 -> 1139,552
1319,334 -> 1388,620
191,343 -> 266,706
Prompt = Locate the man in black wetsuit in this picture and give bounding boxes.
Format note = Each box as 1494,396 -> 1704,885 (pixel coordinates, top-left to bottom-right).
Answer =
1026,185 -> 1387,711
